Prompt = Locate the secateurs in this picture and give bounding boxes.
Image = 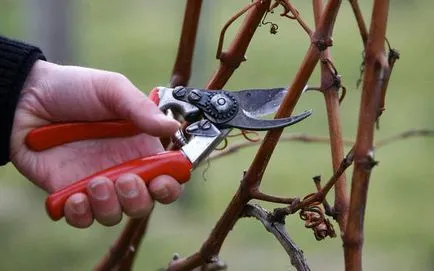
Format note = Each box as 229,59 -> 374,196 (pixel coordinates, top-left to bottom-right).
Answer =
25,86 -> 312,221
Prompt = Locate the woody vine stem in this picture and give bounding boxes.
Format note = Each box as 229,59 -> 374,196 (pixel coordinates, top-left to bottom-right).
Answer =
94,1 -> 402,270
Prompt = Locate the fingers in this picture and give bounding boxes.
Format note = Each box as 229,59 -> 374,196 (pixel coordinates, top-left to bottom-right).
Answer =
64,174 -> 182,228
95,73 -> 180,137
18,64 -> 180,136
115,174 -> 153,218
87,177 -> 122,226
64,193 -> 93,228
148,175 -> 183,204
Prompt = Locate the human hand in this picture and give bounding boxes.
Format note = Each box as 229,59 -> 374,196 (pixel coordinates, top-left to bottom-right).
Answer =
10,60 -> 183,228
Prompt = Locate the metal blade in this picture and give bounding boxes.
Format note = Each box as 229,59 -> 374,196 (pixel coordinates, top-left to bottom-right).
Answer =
170,86 -> 311,131
222,109 -> 312,131
230,87 -> 287,117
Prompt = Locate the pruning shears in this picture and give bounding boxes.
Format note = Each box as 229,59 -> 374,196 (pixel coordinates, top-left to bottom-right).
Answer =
25,86 -> 312,221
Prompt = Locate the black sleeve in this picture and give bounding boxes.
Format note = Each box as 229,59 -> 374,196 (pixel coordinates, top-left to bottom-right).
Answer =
0,36 -> 46,165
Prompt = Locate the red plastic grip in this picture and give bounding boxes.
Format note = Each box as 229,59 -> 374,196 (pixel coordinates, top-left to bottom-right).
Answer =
148,87 -> 160,104
46,151 -> 192,221
26,120 -> 142,151
26,88 -> 162,151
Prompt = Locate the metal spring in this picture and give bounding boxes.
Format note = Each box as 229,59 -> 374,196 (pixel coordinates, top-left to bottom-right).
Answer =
172,130 -> 188,148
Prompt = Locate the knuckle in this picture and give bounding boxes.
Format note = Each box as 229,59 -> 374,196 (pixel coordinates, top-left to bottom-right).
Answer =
99,71 -> 129,87
93,72 -> 129,107
109,72 -> 129,83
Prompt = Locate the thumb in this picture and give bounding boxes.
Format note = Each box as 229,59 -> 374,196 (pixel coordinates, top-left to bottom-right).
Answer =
96,73 -> 180,137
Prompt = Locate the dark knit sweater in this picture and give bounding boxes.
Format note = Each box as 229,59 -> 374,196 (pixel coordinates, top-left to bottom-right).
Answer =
0,36 -> 46,165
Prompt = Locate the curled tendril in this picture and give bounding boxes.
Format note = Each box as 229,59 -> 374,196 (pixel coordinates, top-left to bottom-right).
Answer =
216,130 -> 260,151
261,9 -> 279,34
215,138 -> 228,151
228,130 -> 261,142
266,0 -> 312,36
203,130 -> 260,179
299,194 -> 336,241
201,158 -> 211,182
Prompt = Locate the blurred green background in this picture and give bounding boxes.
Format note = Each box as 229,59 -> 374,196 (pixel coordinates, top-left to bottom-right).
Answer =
1,1 -> 433,270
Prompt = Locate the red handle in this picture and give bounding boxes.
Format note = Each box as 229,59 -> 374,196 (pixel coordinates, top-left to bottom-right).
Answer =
26,120 -> 141,151
26,87 -> 161,151
46,151 -> 192,221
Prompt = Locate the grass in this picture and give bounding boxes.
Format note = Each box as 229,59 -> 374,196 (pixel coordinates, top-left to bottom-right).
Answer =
1,0 -> 434,270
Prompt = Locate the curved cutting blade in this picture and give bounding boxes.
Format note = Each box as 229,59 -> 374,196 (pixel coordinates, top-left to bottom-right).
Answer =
172,86 -> 311,130
230,87 -> 287,117
221,109 -> 312,131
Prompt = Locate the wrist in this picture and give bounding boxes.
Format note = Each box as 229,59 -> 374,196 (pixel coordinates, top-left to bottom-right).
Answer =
0,37 -> 46,165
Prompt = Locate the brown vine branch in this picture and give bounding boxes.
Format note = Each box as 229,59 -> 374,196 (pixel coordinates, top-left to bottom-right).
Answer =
344,1 -> 390,270
312,176 -> 335,218
376,129 -> 433,147
215,1 -> 258,60
313,0 -> 349,233
208,0 -> 268,90
241,203 -> 311,271
349,0 -> 400,122
304,149 -> 354,211
168,254 -> 227,271
94,218 -> 147,271
250,189 -> 295,204
348,0 -> 368,46
170,0 -> 203,87
114,216 -> 150,270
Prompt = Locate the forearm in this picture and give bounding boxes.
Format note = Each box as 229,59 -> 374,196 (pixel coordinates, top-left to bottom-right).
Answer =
0,36 -> 45,165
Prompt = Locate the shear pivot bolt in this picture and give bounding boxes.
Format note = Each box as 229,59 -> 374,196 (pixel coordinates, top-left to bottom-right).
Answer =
199,120 -> 211,130
186,126 -> 197,133
173,86 -> 186,98
188,90 -> 202,102
211,93 -> 232,114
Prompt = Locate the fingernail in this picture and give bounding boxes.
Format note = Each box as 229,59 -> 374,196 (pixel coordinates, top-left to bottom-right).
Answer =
71,197 -> 87,215
116,176 -> 139,198
153,184 -> 169,200
89,179 -> 110,200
